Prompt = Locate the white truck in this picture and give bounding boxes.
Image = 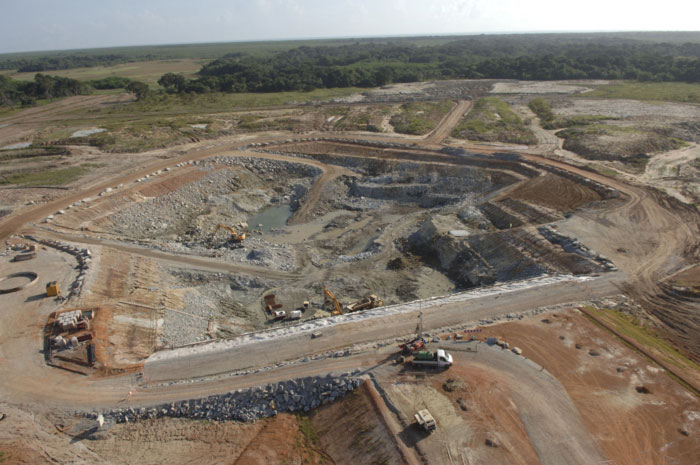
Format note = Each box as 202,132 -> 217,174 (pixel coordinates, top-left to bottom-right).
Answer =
411,349 -> 453,368
414,409 -> 437,432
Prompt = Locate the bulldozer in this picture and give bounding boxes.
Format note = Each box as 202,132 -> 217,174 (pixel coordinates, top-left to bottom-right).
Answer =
214,224 -> 246,246
322,283 -> 343,316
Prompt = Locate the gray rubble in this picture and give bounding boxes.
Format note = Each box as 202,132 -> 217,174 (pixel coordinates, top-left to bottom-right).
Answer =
97,372 -> 363,423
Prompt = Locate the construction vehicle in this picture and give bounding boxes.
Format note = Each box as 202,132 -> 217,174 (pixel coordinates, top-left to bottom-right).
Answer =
263,294 -> 283,312
214,224 -> 246,243
345,294 -> 383,312
323,283 -> 343,316
414,409 -> 437,432
399,312 -> 425,354
46,281 -> 60,297
411,349 -> 453,368
272,310 -> 286,320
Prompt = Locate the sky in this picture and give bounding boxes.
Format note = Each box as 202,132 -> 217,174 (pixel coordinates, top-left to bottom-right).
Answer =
1,0 -> 699,54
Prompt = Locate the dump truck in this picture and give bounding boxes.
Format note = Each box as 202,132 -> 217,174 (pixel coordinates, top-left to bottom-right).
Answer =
414,409 -> 436,432
411,349 -> 453,368
345,294 -> 383,312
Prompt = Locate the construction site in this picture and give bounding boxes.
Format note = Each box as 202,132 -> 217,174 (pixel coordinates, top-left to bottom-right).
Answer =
1,78 -> 700,465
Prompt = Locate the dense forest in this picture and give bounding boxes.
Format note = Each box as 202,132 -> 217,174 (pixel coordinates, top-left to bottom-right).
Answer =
157,35 -> 700,94
0,54 -> 141,72
3,34 -> 700,107
0,74 -> 97,106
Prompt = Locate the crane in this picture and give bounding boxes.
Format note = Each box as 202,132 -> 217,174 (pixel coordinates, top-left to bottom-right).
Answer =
322,283 -> 343,316
214,224 -> 246,243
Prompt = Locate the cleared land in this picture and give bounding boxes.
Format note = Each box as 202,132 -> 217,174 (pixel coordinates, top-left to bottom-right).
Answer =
0,77 -> 699,465
1,59 -> 203,87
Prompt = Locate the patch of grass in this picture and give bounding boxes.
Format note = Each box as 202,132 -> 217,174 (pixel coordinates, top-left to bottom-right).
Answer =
529,97 -> 614,129
96,87 -> 368,116
586,307 -> 700,373
297,414 -> 318,447
4,59 -> 203,87
0,145 -> 69,161
585,81 -> 700,103
390,100 -> 454,135
556,124 -> 684,171
0,163 -> 100,186
590,165 -> 620,177
452,97 -> 536,144
237,115 -> 302,131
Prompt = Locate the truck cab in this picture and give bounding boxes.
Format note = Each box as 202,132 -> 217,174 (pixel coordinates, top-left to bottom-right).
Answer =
435,349 -> 453,365
414,409 -> 436,432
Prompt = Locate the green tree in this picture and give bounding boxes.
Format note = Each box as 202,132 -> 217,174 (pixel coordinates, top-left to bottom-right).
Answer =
126,81 -> 150,101
158,72 -> 187,93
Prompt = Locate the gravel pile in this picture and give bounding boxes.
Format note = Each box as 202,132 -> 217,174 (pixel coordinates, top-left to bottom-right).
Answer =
97,372 -> 363,423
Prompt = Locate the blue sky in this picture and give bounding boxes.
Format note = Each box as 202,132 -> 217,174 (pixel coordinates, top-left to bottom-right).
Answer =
1,0 -> 699,53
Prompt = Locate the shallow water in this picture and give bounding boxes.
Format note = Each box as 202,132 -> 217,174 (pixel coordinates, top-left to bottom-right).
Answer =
0,141 -> 31,150
248,204 -> 293,233
70,128 -> 106,138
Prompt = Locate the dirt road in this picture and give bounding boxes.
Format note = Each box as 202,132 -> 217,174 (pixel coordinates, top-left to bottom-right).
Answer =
142,275 -> 620,384
288,163 -> 356,225
423,99 -> 471,145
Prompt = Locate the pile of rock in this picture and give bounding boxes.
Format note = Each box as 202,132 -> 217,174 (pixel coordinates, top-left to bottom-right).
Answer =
97,372 -> 363,423
23,236 -> 90,299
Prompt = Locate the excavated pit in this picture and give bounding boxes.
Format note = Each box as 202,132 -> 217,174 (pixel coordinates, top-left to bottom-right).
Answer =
47,141 -> 617,348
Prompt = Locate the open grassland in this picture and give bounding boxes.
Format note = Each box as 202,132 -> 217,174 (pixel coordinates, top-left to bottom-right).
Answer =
0,146 -> 69,162
1,59 -> 203,87
452,96 -> 536,144
0,163 -> 101,186
389,100 -> 454,135
586,81 -> 700,103
528,98 -> 614,129
586,307 -> 700,374
95,87 -> 369,115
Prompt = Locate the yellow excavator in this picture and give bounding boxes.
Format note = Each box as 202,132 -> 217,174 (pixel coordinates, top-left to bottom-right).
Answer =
323,283 -> 343,316
215,224 -> 246,243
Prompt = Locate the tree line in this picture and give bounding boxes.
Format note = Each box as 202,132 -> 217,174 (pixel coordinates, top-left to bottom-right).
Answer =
0,54 -> 154,72
155,37 -> 700,94
0,74 -> 134,106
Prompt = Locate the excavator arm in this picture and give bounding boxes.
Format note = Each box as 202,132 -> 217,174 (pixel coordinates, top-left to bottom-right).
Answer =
215,224 -> 246,242
323,283 -> 343,315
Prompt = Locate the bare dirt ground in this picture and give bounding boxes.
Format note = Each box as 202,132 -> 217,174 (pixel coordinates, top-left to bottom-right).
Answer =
477,311 -> 700,465
1,78 -> 699,465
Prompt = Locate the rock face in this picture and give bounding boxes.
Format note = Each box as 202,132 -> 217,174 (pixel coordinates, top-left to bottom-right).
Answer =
97,373 -> 363,424
408,215 -> 499,287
